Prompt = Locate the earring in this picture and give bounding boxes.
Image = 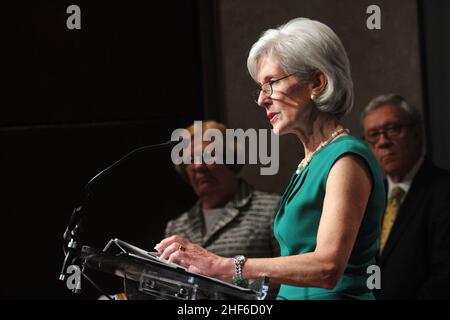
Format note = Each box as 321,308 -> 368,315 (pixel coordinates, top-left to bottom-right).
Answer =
310,94 -> 315,101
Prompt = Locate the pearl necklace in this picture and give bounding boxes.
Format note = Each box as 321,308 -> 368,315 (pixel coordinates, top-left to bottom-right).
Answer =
296,128 -> 350,175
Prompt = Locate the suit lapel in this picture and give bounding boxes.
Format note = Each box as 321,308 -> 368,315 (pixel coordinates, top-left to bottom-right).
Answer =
203,207 -> 240,246
202,180 -> 252,246
186,204 -> 205,245
379,161 -> 431,265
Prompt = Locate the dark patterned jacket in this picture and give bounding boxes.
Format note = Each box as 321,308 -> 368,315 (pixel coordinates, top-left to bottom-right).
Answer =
165,180 -> 281,298
165,180 -> 281,259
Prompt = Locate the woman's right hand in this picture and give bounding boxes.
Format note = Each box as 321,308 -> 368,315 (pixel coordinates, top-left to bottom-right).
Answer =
155,235 -> 234,280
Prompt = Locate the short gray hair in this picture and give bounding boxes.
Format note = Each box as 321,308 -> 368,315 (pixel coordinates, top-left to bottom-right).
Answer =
247,17 -> 353,119
361,94 -> 423,126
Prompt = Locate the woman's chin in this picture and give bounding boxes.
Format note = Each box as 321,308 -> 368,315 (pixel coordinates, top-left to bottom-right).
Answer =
271,124 -> 286,136
272,128 -> 282,135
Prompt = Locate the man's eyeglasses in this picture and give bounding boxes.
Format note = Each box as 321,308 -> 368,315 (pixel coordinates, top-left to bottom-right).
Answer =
252,72 -> 298,103
364,124 -> 416,144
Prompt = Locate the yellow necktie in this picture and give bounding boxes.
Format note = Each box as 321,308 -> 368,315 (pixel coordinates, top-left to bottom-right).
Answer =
379,186 -> 405,254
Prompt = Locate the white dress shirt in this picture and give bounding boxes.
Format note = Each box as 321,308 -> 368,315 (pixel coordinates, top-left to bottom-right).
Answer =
386,155 -> 424,204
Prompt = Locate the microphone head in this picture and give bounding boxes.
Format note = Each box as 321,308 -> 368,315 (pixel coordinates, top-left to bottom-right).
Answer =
63,205 -> 84,241
63,227 -> 71,241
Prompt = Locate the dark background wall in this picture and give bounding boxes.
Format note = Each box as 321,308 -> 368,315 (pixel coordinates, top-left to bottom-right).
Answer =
421,0 -> 450,171
2,0 -> 449,299
2,1 -> 204,299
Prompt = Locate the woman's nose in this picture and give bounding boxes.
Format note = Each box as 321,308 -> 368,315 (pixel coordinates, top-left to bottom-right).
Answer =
257,92 -> 270,108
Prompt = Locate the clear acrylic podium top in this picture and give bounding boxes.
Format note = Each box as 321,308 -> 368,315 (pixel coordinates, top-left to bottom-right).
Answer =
80,240 -> 269,300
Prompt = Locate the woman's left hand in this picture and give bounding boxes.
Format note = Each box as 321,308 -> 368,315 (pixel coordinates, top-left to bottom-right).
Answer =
154,235 -> 232,279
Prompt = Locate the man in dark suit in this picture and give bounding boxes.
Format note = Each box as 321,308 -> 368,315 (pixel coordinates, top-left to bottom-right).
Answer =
362,94 -> 450,299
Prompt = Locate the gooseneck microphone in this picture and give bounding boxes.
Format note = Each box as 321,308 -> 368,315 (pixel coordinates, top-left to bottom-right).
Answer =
62,140 -> 177,241
59,139 -> 177,283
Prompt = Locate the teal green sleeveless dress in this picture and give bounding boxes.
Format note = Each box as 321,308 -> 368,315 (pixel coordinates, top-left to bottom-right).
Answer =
274,136 -> 385,300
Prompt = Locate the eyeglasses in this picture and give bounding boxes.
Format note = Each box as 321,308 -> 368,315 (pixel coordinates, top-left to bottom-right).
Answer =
185,148 -> 223,166
252,72 -> 298,103
364,124 -> 416,144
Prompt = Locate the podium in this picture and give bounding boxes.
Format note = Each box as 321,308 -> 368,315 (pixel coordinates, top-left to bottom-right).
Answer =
79,242 -> 267,300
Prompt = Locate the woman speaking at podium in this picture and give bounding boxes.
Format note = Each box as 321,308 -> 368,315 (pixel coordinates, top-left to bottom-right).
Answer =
156,17 -> 385,300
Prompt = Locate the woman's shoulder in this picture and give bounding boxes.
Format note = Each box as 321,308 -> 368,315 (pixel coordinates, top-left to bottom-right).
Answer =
311,135 -> 385,196
321,135 -> 374,160
313,135 -> 380,175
